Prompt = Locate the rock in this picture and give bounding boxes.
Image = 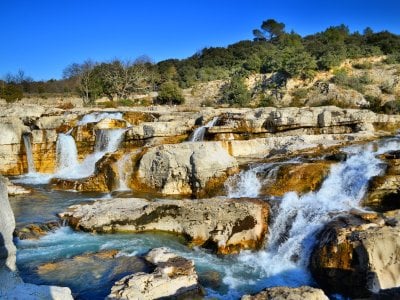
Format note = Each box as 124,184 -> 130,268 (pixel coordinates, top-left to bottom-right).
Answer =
14,221 -> 61,240
107,247 -> 202,300
261,161 -> 333,196
364,151 -> 400,211
136,142 -> 238,196
95,118 -> 129,129
37,250 -> 150,298
0,175 -> 73,299
241,286 -> 329,300
5,178 -> 31,196
310,214 -> 400,298
59,197 -> 269,254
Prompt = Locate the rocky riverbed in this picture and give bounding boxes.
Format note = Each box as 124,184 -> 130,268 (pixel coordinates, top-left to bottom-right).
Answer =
2,104 -> 400,299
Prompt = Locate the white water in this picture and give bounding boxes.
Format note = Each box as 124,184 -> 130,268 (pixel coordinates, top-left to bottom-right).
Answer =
56,134 -> 79,173
22,134 -> 36,173
116,152 -> 133,191
189,116 -> 219,142
78,112 -> 124,125
226,160 -> 300,198
217,143 -> 396,297
56,129 -> 126,179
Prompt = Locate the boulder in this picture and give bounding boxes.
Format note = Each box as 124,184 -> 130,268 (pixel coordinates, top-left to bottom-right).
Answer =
14,221 -> 61,240
364,150 -> 400,211
310,213 -> 400,298
0,175 -> 73,299
241,286 -> 329,300
136,142 -> 238,196
59,197 -> 269,254
261,161 -> 333,196
107,247 -> 202,300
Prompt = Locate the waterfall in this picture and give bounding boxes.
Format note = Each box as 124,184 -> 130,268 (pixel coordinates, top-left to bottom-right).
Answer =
116,153 -> 132,191
226,160 -> 299,198
78,112 -> 124,125
22,134 -> 36,173
95,129 -> 126,152
222,144 -> 388,292
56,133 -> 79,173
189,117 -> 219,142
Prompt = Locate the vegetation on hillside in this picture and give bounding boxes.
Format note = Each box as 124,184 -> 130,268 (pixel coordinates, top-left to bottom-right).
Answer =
1,19 -> 400,108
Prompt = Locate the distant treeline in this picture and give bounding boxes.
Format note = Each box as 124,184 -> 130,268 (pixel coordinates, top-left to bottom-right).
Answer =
1,20 -> 400,104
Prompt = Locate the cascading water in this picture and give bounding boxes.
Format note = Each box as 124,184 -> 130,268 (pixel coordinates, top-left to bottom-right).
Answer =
189,116 -> 219,142
226,160 -> 299,198
22,134 -> 36,173
78,112 -> 124,125
57,128 -> 126,179
56,133 -> 79,173
116,152 -> 133,191
217,144 -> 391,297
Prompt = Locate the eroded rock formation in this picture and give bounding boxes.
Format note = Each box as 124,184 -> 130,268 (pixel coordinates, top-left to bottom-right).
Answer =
241,286 -> 329,300
107,247 -> 202,300
59,197 -> 269,254
310,212 -> 400,298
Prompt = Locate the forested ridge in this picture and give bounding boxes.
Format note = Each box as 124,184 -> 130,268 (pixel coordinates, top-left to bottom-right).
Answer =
1,19 -> 400,109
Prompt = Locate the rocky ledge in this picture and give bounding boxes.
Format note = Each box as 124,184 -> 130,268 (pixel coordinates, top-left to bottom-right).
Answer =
59,197 -> 269,254
241,286 -> 329,300
310,211 -> 400,298
107,247 -> 202,299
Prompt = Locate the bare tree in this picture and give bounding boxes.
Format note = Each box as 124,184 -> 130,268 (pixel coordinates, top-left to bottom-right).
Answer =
63,60 -> 96,103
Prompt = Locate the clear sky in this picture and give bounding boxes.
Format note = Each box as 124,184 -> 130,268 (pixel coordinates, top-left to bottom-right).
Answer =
1,0 -> 399,80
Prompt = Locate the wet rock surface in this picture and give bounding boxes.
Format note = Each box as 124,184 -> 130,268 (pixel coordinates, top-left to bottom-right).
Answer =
107,247 -> 202,300
241,286 -> 329,300
310,213 -> 400,298
59,197 -> 269,254
14,220 -> 61,240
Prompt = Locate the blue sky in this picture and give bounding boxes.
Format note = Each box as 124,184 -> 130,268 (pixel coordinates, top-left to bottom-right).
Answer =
1,0 -> 399,80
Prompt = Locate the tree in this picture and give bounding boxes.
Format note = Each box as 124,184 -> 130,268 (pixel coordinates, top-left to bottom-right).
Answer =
253,19 -> 285,41
63,60 -> 96,103
156,81 -> 185,105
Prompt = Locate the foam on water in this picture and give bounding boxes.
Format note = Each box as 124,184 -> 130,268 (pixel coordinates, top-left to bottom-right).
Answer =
78,112 -> 124,125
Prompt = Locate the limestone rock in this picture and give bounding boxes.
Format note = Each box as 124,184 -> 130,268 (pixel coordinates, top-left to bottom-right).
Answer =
14,221 -> 61,240
5,178 -> 31,196
310,213 -> 400,298
365,150 -> 400,211
0,175 -> 73,300
241,286 -> 329,300
261,161 -> 333,196
107,247 -> 202,300
136,142 -> 238,196
59,197 -> 269,254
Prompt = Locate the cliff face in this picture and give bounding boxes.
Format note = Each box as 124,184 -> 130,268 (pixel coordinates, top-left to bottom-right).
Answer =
0,175 -> 74,299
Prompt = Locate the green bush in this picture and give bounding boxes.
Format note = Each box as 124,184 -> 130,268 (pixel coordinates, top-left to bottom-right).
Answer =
258,94 -> 275,107
380,81 -> 394,94
156,81 -> 185,105
353,62 -> 373,69
220,76 -> 251,107
383,100 -> 400,114
365,95 -> 383,113
0,84 -> 23,102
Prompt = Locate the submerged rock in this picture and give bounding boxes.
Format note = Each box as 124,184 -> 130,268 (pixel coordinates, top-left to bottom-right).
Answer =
4,177 -> 31,196
107,247 -> 202,300
241,286 -> 329,300
135,142 -> 239,196
14,220 -> 61,240
59,197 -> 269,254
310,213 -> 400,298
37,249 -> 150,298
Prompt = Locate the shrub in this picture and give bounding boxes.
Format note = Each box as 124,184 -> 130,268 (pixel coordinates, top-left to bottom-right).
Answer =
383,100 -> 400,114
353,62 -> 373,69
258,94 -> 275,107
102,101 -> 118,108
220,76 -> 251,107
118,99 -> 135,106
156,81 -> 185,105
291,88 -> 308,101
365,95 -> 383,113
380,81 -> 394,94
0,84 -> 23,102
